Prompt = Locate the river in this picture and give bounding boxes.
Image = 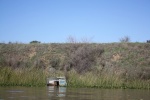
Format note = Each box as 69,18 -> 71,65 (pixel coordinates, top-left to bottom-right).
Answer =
0,86 -> 150,100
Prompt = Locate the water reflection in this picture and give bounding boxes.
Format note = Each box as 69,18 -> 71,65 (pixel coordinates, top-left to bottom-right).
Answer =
0,86 -> 150,100
48,86 -> 66,97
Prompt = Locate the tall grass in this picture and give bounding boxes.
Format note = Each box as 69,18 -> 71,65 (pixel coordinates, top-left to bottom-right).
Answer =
67,70 -> 150,89
125,80 -> 150,89
0,67 -> 46,86
0,66 -> 65,86
67,70 -> 123,88
0,67 -> 150,89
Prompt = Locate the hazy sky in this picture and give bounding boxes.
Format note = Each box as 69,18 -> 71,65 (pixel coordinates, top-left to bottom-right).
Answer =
0,0 -> 150,43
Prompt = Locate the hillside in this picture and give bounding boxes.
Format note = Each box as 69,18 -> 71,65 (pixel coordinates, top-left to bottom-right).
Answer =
0,43 -> 150,81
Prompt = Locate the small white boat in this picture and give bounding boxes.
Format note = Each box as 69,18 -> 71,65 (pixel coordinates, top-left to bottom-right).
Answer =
47,77 -> 67,86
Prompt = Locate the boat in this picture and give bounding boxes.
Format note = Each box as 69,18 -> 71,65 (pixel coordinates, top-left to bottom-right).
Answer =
47,77 -> 67,86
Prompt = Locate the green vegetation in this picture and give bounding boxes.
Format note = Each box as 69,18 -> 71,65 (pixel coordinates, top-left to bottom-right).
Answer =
0,67 -> 149,89
0,67 -> 46,86
0,43 -> 150,89
30,40 -> 41,44
67,70 -> 150,89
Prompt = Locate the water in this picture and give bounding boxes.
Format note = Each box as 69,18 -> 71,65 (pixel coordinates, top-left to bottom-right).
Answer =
0,86 -> 150,100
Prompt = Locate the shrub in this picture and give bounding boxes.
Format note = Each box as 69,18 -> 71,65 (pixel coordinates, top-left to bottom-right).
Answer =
68,44 -> 104,74
30,40 -> 41,44
147,40 -> 150,43
49,57 -> 60,70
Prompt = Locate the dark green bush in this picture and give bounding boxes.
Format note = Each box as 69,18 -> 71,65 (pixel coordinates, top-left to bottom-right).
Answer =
30,40 -> 41,44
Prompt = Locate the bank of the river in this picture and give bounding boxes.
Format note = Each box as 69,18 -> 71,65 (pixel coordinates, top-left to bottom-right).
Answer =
0,67 -> 150,89
0,43 -> 150,89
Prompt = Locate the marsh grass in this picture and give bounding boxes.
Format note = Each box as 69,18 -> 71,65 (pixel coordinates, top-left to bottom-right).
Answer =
0,67 -> 150,89
0,66 -> 66,86
67,70 -> 150,89
125,80 -> 150,89
67,70 -> 124,88
0,67 -> 46,86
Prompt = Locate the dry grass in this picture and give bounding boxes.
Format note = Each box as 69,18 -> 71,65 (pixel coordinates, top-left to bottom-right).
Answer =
0,43 -> 150,88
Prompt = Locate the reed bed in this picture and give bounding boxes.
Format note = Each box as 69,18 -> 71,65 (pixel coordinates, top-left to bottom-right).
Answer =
0,67 -> 65,86
0,67 -> 150,89
67,70 -> 123,88
67,70 -> 150,89
0,67 -> 45,86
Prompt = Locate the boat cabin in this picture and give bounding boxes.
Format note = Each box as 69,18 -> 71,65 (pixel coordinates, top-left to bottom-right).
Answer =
47,77 -> 67,86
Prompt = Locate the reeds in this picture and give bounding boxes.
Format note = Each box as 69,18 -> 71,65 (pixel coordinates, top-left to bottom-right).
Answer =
0,67 -> 46,86
0,66 -> 65,86
0,67 -> 150,89
67,70 -> 123,88
67,70 -> 150,89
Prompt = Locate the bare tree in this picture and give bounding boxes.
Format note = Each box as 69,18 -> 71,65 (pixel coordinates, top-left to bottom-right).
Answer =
120,36 -> 130,43
66,36 -> 77,43
66,35 -> 93,43
81,36 -> 94,43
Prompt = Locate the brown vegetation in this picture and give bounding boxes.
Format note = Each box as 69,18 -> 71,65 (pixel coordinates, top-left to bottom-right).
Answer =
0,43 -> 150,81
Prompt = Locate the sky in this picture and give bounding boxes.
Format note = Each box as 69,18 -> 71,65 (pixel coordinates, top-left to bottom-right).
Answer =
0,0 -> 150,43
